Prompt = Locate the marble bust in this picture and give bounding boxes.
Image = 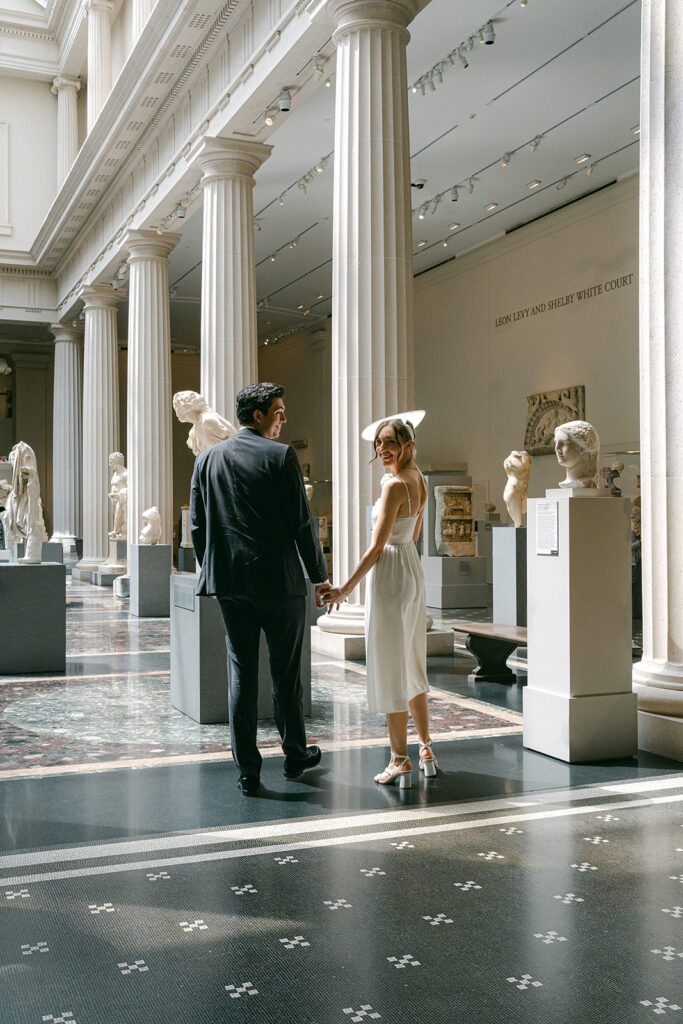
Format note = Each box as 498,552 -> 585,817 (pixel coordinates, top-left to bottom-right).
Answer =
139,506 -> 162,545
172,390 -> 237,456
554,420 -> 600,488
503,450 -> 531,527
0,440 -> 48,563
108,452 -> 128,540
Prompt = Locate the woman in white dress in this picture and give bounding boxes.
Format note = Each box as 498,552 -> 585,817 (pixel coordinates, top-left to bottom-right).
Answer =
323,417 -> 436,788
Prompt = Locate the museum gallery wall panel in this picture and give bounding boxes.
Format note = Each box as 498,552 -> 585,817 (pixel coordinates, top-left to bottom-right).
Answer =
414,175 -> 639,515
0,79 -> 58,251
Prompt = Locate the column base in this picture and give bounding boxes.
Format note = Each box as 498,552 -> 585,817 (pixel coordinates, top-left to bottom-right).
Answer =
72,558 -> 105,582
311,624 -> 453,661
523,688 -> 638,763
50,535 -> 83,572
632,666 -> 683,762
637,710 -> 683,763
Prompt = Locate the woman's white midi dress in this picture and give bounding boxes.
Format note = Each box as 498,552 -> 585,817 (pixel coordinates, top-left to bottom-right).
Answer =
364,477 -> 430,715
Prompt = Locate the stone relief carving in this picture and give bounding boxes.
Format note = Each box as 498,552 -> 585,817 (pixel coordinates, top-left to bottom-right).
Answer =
554,420 -> 600,488
435,485 -> 475,556
107,452 -> 128,540
172,390 -> 237,456
524,385 -> 585,456
0,441 -> 48,563
180,505 -> 193,548
139,506 -> 162,545
503,450 -> 531,527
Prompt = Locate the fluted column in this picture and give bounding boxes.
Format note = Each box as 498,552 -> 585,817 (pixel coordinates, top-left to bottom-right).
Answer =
86,0 -> 113,132
632,0 -> 683,760
51,76 -> 81,187
328,0 -> 417,605
132,0 -> 155,39
124,230 -> 181,549
74,285 -> 121,575
189,137 -> 272,420
49,324 -> 83,563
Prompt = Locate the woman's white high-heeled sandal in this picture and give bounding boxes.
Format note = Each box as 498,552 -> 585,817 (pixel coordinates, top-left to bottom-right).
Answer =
419,740 -> 438,778
374,753 -> 412,789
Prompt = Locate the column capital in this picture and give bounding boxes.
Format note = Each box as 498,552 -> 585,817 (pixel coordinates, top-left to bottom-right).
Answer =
85,0 -> 114,13
79,284 -> 125,310
51,75 -> 81,96
50,322 -> 83,344
188,136 -> 272,184
327,0 -> 419,38
124,229 -> 181,262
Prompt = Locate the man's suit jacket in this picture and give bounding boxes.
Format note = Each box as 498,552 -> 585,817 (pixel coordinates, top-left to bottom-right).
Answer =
190,427 -> 327,597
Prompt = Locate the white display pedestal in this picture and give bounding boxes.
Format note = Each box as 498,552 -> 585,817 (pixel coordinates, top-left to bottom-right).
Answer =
493,527 -> 527,627
421,554 -> 489,609
523,489 -> 637,762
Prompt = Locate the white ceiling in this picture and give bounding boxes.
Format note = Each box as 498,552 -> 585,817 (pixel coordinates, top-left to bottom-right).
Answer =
139,0 -> 642,351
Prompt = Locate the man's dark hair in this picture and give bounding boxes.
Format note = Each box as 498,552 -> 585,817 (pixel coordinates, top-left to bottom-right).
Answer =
236,382 -> 285,425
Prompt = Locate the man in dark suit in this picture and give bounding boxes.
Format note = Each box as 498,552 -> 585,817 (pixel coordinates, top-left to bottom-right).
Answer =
190,382 -> 329,794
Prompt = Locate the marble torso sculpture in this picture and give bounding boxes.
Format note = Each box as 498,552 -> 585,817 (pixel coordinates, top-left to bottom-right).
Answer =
139,506 -> 162,545
554,420 -> 600,488
0,441 -> 48,562
172,390 -> 237,456
435,485 -> 475,556
503,450 -> 531,527
108,452 -> 128,539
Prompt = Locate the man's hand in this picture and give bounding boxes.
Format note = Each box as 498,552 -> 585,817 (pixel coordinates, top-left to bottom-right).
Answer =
315,582 -> 333,607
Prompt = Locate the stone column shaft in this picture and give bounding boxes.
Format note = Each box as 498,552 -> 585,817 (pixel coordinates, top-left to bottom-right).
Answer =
189,137 -> 271,421
51,76 -> 81,187
125,230 -> 181,549
86,0 -> 113,132
132,0 -> 155,39
329,0 -> 417,601
50,325 -> 83,549
633,0 -> 683,759
77,286 -> 121,571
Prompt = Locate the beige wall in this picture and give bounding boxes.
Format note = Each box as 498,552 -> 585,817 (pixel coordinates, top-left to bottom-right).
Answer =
0,78 -> 58,249
414,175 -> 639,515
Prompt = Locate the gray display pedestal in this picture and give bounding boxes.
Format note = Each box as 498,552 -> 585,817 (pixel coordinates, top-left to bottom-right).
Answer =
523,490 -> 637,762
13,541 -> 64,563
177,547 -> 196,573
0,563 -> 66,673
421,554 -> 489,608
170,572 -> 312,725
493,527 -> 527,627
130,544 -> 171,617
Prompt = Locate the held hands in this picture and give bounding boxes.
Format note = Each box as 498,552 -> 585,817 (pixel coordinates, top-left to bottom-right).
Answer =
322,587 -> 347,612
314,582 -> 333,608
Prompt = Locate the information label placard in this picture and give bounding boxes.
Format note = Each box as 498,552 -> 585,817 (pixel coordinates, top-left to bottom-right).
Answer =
536,500 -> 559,556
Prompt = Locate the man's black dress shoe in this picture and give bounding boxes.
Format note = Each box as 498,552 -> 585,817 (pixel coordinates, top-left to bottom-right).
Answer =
237,776 -> 260,795
283,745 -> 322,779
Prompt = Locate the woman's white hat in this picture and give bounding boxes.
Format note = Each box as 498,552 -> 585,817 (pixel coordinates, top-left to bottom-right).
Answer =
360,409 -> 426,441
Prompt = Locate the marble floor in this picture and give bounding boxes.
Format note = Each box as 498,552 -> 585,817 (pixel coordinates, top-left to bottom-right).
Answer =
0,578 -> 681,1024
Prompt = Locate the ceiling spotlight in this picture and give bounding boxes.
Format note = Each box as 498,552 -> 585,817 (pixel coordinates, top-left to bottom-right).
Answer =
418,207 -> 425,220
297,304 -> 304,310
270,255 -> 276,263
325,77 -> 331,87
501,153 -> 512,168
278,88 -> 292,112
433,66 -> 443,85
449,222 -> 460,230
575,153 -> 591,164
418,80 -> 426,95
279,194 -> 285,206
527,179 -> 541,189
312,57 -> 324,81
520,0 -> 528,6
556,176 -> 569,190
316,163 -> 324,174
464,36 -> 475,51
317,294 -> 324,299
289,238 -> 298,248
427,75 -> 436,92
442,239 -> 448,247
446,51 -> 456,68
264,112 -> 275,126
481,21 -> 495,44
530,135 -> 543,152
412,179 -> 426,189
467,177 -> 475,194
450,187 -> 458,201
411,85 -> 418,94
631,124 -> 640,134
156,228 -> 163,235
72,319 -> 79,327
457,47 -> 468,69
586,162 -> 596,175
176,205 -> 186,218
485,202 -> 498,212
416,240 -> 427,247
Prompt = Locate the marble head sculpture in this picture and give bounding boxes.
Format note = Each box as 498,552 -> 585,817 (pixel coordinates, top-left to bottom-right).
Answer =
139,506 -> 162,545
172,390 -> 237,456
554,420 -> 600,489
0,440 -> 48,562
503,450 -> 531,527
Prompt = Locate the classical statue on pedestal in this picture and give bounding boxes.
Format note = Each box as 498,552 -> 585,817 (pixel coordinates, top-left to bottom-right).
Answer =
172,390 -> 237,456
503,450 -> 531,527
139,506 -> 162,545
108,451 -> 128,540
554,420 -> 600,488
0,441 -> 48,563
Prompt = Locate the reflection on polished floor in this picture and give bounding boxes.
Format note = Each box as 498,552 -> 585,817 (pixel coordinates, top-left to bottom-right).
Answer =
0,580 -> 681,1024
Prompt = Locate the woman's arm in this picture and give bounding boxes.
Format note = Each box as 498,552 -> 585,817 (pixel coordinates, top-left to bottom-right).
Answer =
325,478 -> 404,607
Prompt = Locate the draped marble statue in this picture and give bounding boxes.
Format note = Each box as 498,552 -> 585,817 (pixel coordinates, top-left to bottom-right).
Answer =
0,441 -> 48,563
